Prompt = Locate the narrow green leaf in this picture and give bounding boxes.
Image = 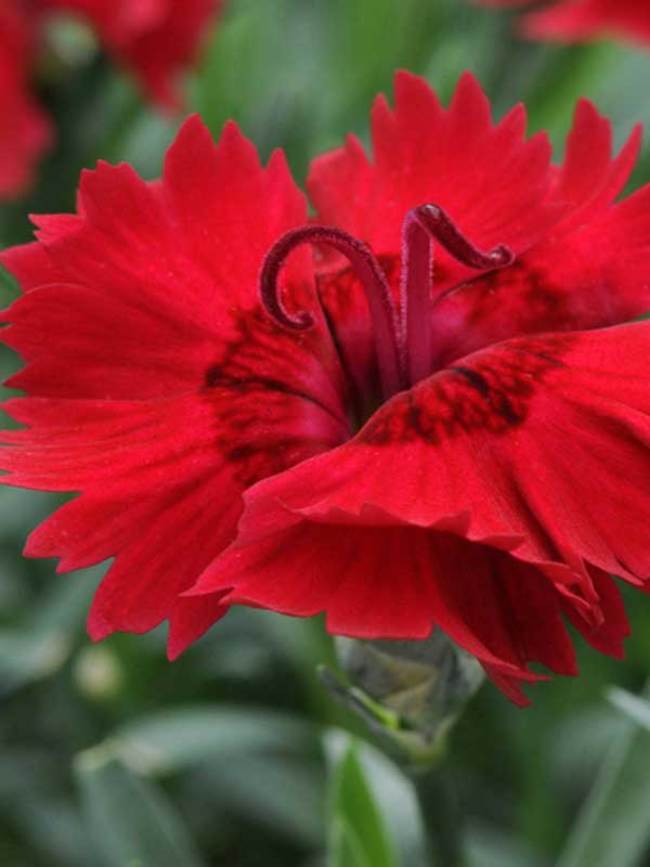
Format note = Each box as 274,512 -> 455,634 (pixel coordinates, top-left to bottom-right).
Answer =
75,750 -> 205,867
10,798 -> 92,867
193,754 -> 324,846
0,568 -> 99,696
113,706 -> 315,774
331,816 -> 373,867
329,742 -> 398,867
0,629 -> 71,696
0,263 -> 19,299
557,686 -> 650,867
325,731 -> 426,866
608,688 -> 650,730
466,823 -> 545,867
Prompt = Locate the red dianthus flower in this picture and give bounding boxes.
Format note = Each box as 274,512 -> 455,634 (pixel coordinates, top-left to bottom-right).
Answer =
0,0 -> 220,199
2,72 -> 650,704
0,5 -> 52,199
480,0 -> 650,45
41,0 -> 222,108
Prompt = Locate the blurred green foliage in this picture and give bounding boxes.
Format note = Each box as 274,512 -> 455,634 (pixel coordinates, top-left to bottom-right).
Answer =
2,0 -> 650,864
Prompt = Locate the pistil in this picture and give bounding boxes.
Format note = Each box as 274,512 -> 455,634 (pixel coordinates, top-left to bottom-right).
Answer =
402,205 -> 514,385
260,205 -> 514,401
260,225 -> 406,398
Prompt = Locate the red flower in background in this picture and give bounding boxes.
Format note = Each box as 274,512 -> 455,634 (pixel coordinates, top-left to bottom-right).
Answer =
2,72 -> 650,704
0,0 -> 221,200
0,6 -> 52,199
480,0 -> 650,46
42,0 -> 223,108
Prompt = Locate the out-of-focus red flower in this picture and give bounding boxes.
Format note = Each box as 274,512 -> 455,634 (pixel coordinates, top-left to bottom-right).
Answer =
0,6 -> 51,199
0,0 -> 221,200
2,72 -> 650,704
41,0 -> 223,108
480,0 -> 650,46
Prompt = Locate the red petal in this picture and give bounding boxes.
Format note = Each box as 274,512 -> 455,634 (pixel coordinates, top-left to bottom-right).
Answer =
0,8 -> 51,200
6,394 -> 242,639
107,0 -> 221,109
308,75 -> 650,373
86,472 -> 239,640
428,102 -> 647,366
42,0 -> 222,109
522,0 -> 650,45
193,324 -> 650,675
0,395 -> 225,492
1,118 -> 344,412
563,566 -> 630,659
2,117 -> 308,321
167,593 -> 229,660
162,117 -> 311,315
308,71 -> 557,287
555,99 -> 641,214
0,113 -> 353,649
5,383 -> 340,642
2,282 -> 218,400
41,0 -> 164,39
192,519 -> 575,695
3,376 -> 344,639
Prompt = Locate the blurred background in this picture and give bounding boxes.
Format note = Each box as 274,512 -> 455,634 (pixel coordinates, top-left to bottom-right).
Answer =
1,1 -> 650,865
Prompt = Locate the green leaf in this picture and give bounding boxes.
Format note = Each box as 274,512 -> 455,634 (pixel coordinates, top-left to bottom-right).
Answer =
0,629 -> 72,696
112,706 -> 316,774
0,263 -> 19,299
608,688 -> 650,730
329,741 -> 398,867
465,823 -> 545,867
10,798 -> 92,867
75,749 -> 204,867
192,753 -> 324,847
0,568 -> 99,696
557,686 -> 650,867
325,731 -> 426,866
331,816 -> 373,867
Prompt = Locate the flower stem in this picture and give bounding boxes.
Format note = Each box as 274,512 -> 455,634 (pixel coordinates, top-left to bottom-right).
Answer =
412,765 -> 466,867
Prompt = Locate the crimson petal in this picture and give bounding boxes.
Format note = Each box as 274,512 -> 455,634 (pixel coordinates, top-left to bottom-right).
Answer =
0,6 -> 51,200
41,0 -> 222,108
191,323 -> 650,693
0,116 -> 346,649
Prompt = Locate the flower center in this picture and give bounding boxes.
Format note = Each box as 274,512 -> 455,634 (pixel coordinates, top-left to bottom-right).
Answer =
259,204 -> 514,398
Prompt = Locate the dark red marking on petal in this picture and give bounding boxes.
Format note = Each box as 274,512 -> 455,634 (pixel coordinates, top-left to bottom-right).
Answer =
203,307 -> 345,419
205,388 -> 343,488
450,366 -> 491,398
466,262 -> 572,330
202,307 -> 349,487
430,260 -> 581,368
430,234 -> 650,369
360,334 -> 573,445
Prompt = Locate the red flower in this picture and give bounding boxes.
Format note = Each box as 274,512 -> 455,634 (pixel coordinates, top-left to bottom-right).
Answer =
2,72 -> 650,704
0,6 -> 52,200
480,0 -> 650,45
0,0 -> 220,199
41,0 -> 223,108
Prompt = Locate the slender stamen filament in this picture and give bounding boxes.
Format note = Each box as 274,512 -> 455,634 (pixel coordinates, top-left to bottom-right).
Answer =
260,205 -> 515,402
259,225 -> 406,397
